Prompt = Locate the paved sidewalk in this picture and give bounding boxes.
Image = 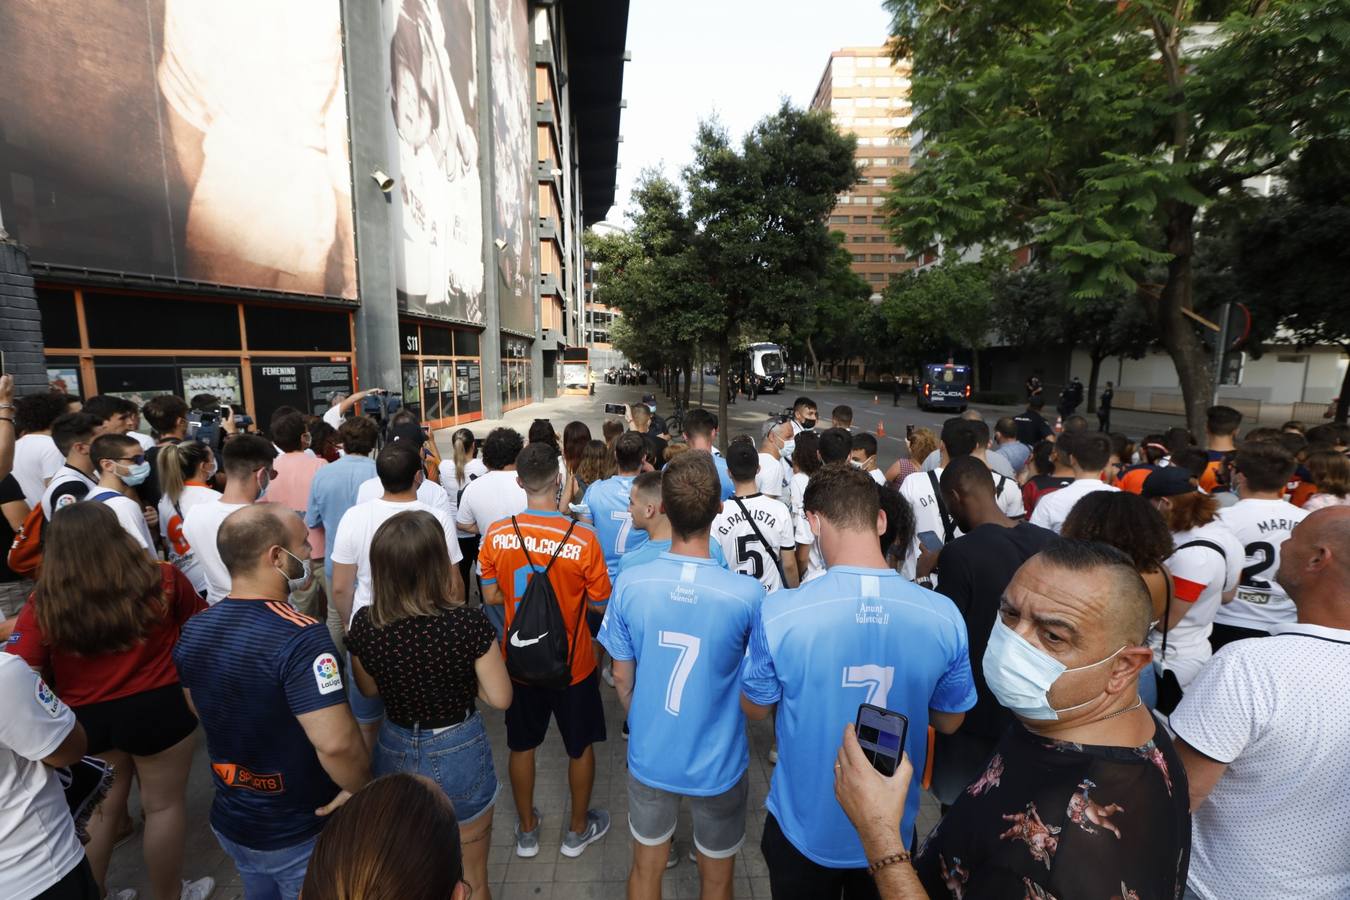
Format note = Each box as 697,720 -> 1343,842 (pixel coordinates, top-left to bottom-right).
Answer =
107,671 -> 942,899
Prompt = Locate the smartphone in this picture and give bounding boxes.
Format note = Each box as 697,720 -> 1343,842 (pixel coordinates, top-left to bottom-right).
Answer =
905,423 -> 914,439
603,402 -> 627,415
856,704 -> 908,777
917,530 -> 942,553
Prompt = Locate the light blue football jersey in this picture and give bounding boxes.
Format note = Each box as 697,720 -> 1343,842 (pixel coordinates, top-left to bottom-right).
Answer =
617,538 -> 727,574
741,566 -> 975,867
582,475 -> 648,576
599,553 -> 765,795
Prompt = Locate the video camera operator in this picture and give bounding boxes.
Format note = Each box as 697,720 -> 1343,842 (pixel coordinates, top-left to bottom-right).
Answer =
321,388 -> 386,430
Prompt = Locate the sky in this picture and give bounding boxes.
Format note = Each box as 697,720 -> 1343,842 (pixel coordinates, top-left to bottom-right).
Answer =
602,0 -> 894,228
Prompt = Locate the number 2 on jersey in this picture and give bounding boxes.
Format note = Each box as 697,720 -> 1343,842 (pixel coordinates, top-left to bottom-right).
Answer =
1241,541 -> 1275,590
658,631 -> 701,715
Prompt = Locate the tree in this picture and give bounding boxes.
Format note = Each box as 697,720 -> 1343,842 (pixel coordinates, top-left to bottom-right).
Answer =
788,232 -> 874,386
880,259 -> 999,388
991,267 -> 1153,413
585,172 -> 721,408
885,0 -> 1350,436
1195,140 -> 1350,422
686,102 -> 861,446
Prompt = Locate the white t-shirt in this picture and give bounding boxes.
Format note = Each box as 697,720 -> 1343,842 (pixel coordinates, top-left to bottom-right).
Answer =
440,458 -> 489,537
756,452 -> 789,498
787,471 -> 825,582
159,484 -> 221,594
922,447 -> 1017,480
1027,478 -> 1118,534
455,469 -> 527,572
182,499 -> 249,604
1170,624 -> 1350,900
1214,498 -> 1308,632
898,468 -> 948,580
12,434 -> 65,509
39,467 -> 98,520
712,493 -> 796,593
89,490 -> 156,554
128,431 -> 156,452
0,655 -> 86,899
321,404 -> 344,430
355,476 -> 452,518
330,498 -> 463,624
1149,520 -> 1243,687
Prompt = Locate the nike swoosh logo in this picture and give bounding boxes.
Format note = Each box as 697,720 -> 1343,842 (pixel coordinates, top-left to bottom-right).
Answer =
509,631 -> 547,648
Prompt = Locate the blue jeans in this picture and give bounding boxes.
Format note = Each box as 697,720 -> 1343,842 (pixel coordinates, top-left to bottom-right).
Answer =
211,827 -> 317,900
373,712 -> 499,823
346,651 -> 385,725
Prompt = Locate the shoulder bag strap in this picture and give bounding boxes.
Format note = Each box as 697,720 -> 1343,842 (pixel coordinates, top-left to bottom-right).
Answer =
510,516 -> 538,573
927,471 -> 955,542
1175,538 -> 1226,561
732,497 -> 785,582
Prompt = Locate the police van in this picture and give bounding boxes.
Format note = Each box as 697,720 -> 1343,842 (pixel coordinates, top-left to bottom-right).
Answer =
918,362 -> 971,412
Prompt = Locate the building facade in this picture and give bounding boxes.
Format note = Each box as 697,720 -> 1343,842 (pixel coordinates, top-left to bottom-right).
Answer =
0,0 -> 627,428
810,47 -> 916,302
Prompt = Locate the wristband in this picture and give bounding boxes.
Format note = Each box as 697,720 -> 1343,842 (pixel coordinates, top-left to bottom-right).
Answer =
868,851 -> 910,875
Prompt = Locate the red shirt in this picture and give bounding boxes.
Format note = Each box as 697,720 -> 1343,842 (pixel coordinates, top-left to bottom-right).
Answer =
6,563 -> 206,707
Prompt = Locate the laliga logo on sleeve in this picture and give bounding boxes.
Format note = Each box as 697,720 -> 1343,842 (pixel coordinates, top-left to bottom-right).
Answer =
35,677 -> 62,718
312,653 -> 343,695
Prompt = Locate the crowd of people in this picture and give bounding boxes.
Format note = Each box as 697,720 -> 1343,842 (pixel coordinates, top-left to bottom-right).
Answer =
1,374 -> 1347,900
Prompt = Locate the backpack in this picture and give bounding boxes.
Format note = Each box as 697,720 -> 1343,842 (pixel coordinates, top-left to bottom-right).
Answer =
8,490 -> 120,578
503,517 -> 583,690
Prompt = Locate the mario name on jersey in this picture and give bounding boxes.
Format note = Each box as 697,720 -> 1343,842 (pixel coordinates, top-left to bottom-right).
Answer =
490,531 -> 583,562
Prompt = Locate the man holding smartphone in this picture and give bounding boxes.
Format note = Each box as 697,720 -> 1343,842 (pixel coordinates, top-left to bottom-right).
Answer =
741,465 -> 975,899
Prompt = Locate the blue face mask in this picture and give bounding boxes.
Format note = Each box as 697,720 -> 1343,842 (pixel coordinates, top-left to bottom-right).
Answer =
982,617 -> 1126,721
119,461 -> 152,487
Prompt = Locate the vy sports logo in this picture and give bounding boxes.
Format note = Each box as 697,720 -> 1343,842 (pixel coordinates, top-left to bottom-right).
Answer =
313,653 -> 343,695
212,763 -> 285,794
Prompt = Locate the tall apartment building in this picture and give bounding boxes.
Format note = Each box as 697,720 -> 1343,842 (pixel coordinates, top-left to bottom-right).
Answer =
810,47 -> 916,300
0,0 -> 628,424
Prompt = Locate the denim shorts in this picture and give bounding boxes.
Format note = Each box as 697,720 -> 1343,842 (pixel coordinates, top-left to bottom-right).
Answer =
372,712 -> 499,824
628,771 -> 748,859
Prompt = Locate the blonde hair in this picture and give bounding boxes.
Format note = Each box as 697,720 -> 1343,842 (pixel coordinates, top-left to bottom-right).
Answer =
451,428 -> 475,485
156,441 -> 213,507
907,427 -> 939,465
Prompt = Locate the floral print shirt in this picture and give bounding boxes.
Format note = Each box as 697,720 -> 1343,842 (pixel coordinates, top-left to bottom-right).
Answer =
914,718 -> 1191,899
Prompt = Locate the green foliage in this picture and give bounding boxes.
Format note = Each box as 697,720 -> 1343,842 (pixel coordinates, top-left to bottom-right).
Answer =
884,0 -> 1350,432
991,267 -> 1152,363
1194,140 -> 1350,419
880,258 -> 1000,365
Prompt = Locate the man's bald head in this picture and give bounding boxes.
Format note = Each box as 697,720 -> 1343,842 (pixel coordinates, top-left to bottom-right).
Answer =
1277,506 -> 1350,608
219,504 -> 301,578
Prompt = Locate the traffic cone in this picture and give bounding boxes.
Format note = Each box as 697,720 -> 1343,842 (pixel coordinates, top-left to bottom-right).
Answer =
873,395 -> 879,404
877,420 -> 887,438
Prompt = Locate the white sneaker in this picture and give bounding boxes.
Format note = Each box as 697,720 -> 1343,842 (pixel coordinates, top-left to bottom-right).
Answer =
180,877 -> 215,900
601,663 -> 615,687
768,746 -> 778,764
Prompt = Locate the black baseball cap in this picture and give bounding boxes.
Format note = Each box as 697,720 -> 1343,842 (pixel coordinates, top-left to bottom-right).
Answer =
1142,466 -> 1197,499
641,394 -> 657,405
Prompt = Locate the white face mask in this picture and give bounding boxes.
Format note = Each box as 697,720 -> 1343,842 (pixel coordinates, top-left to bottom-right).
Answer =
982,618 -> 1126,721
277,548 -> 312,594
782,440 -> 796,462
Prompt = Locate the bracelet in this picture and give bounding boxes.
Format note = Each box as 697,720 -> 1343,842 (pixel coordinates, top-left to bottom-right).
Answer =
868,851 -> 911,875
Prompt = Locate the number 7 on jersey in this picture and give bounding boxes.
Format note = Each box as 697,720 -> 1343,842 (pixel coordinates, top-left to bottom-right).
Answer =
658,631 -> 701,715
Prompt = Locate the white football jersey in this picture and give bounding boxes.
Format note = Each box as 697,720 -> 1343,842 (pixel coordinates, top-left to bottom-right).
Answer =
713,493 -> 797,593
